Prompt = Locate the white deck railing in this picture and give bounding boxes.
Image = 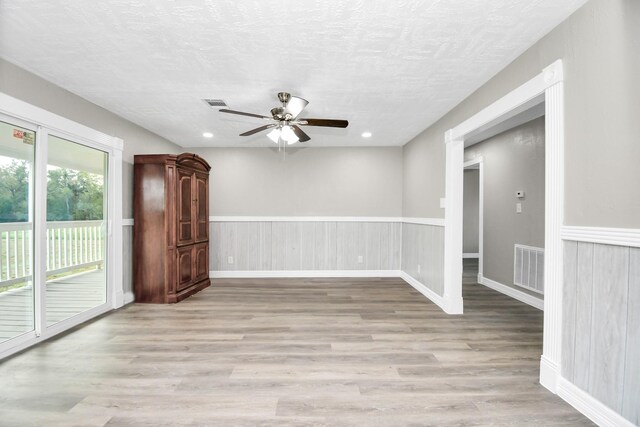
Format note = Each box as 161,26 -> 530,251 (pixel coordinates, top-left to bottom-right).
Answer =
0,220 -> 104,289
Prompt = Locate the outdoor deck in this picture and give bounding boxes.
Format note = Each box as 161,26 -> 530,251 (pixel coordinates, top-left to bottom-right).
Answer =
0,269 -> 105,342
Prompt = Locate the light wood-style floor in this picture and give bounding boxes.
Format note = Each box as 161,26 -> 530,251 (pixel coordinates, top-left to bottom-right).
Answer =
0,264 -> 591,426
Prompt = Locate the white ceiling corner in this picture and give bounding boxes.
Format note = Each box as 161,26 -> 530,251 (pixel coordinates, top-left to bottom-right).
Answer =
0,0 -> 586,148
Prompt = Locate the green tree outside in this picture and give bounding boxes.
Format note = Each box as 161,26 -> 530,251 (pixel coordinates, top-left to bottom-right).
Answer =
0,160 -> 104,222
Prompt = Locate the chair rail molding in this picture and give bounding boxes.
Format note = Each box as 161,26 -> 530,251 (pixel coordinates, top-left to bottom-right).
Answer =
561,226 -> 640,248
210,216 -> 444,226
444,59 -> 565,394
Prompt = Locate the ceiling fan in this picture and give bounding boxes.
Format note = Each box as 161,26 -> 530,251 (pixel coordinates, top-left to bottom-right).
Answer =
219,92 -> 348,145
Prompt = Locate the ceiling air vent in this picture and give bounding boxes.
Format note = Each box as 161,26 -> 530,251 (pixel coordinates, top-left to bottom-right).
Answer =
203,99 -> 228,108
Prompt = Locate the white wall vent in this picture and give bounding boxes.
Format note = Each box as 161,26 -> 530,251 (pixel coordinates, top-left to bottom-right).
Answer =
203,99 -> 228,108
514,244 -> 544,294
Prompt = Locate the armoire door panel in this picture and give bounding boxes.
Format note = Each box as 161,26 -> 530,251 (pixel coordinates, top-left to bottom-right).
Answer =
195,173 -> 208,242
194,243 -> 209,283
177,169 -> 193,245
177,246 -> 194,291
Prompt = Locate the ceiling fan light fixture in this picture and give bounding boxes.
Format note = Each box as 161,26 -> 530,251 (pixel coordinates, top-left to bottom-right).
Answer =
267,128 -> 281,144
281,125 -> 299,144
361,132 -> 372,138
202,132 -> 213,138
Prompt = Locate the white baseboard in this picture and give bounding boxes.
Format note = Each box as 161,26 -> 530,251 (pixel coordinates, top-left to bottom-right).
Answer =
399,271 -> 458,314
210,270 -> 401,279
463,253 -> 479,258
123,291 -> 135,304
478,275 -> 543,310
557,376 -> 635,427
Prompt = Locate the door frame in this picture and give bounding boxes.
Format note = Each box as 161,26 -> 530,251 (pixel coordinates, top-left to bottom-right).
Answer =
0,92 -> 124,359
463,157 -> 483,281
442,60 -> 564,393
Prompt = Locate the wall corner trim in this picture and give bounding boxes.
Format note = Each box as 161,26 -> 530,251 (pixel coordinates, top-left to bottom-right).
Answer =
556,377 -> 636,427
478,275 -> 544,310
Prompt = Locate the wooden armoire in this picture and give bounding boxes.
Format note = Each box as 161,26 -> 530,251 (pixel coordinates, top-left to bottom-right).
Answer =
133,153 -> 211,303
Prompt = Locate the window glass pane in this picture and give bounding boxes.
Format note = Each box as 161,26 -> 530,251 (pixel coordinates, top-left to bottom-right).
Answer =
45,135 -> 108,326
0,120 -> 35,343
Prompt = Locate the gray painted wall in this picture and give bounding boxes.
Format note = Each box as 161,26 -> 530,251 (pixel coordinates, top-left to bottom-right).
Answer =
465,117 -> 545,292
0,58 -> 181,218
463,169 -> 479,254
210,221 -> 401,272
402,0 -> 640,229
191,147 -> 403,217
563,241 -> 640,425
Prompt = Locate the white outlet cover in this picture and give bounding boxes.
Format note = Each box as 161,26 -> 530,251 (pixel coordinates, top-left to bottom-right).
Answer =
440,198 -> 446,209
227,256 -> 234,264
357,255 -> 364,264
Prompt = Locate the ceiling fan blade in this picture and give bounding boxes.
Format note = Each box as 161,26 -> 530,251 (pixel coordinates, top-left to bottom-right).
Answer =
300,118 -> 349,128
219,109 -> 271,120
285,96 -> 309,118
239,124 -> 277,136
291,125 -> 311,142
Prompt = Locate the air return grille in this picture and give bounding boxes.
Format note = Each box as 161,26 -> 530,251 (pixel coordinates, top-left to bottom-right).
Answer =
203,99 -> 228,108
514,244 -> 544,294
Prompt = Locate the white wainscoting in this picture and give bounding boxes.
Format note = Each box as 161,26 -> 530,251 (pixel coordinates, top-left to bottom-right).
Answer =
124,216 -> 450,312
210,217 -> 451,311
562,237 -> 640,426
401,222 -> 445,298
210,220 -> 402,274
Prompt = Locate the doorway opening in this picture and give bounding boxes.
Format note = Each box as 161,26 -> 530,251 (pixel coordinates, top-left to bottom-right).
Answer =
443,60 -> 565,392
462,157 -> 482,285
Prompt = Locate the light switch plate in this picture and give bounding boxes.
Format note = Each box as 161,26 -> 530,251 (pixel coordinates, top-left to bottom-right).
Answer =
516,203 -> 522,213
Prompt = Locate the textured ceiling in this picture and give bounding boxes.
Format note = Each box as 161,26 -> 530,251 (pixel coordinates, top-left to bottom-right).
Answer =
0,0 -> 585,148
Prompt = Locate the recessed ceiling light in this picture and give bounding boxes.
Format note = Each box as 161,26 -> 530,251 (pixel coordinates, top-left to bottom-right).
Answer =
361,132 -> 372,138
202,132 -> 213,138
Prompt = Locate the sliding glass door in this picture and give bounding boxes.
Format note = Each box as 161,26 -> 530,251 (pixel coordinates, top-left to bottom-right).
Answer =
0,119 -> 35,344
0,99 -> 122,359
